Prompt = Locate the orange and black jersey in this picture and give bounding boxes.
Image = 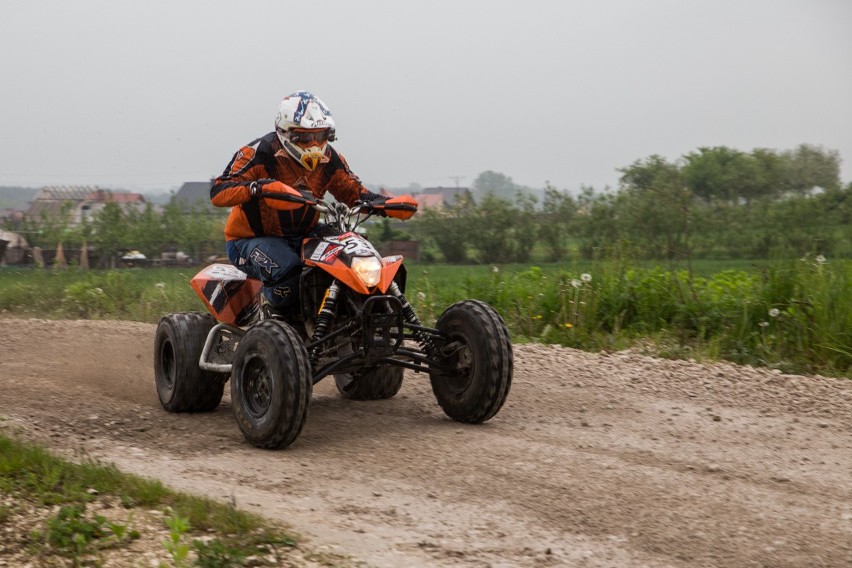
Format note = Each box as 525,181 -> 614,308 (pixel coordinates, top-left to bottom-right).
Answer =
211,132 -> 381,240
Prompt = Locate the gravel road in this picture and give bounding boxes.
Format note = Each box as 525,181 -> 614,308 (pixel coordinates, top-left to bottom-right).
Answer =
0,318 -> 849,567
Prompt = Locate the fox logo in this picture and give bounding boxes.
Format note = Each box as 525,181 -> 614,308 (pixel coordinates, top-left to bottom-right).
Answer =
249,248 -> 279,276
272,286 -> 291,299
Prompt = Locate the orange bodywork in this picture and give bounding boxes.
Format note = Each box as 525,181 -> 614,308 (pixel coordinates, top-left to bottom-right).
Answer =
191,264 -> 262,325
304,253 -> 403,295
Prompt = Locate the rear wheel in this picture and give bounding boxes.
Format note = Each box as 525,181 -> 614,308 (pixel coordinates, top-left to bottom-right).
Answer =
231,320 -> 312,449
154,313 -> 227,412
334,366 -> 403,400
429,300 -> 512,423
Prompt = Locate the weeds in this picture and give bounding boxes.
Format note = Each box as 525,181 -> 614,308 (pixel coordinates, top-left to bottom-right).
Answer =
163,512 -> 192,567
411,259 -> 851,377
1,259 -> 849,376
0,432 -> 304,567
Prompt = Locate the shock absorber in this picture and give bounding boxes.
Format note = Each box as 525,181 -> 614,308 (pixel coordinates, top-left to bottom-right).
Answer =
388,282 -> 437,356
310,281 -> 340,363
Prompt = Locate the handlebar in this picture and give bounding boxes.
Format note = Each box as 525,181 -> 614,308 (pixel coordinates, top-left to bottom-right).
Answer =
260,190 -> 417,232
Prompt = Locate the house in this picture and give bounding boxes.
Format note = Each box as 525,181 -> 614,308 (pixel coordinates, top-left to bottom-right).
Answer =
174,181 -> 217,213
25,186 -> 146,226
377,186 -> 473,210
415,186 -> 473,209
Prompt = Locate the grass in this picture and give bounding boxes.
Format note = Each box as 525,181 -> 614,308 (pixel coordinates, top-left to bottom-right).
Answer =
1,257 -> 849,377
406,257 -> 851,377
0,430 -> 318,566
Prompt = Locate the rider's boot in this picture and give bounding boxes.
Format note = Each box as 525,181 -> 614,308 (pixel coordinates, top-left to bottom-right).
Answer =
260,292 -> 301,324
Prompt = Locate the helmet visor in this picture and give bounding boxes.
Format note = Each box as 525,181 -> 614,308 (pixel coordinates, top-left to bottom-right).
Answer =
283,128 -> 334,145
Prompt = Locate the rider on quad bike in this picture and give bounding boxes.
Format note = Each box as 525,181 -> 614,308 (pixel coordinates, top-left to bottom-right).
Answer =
210,91 -> 392,321
152,92 -> 513,450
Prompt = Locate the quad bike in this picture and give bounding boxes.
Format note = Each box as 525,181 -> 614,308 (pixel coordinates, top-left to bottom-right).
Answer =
154,187 -> 513,449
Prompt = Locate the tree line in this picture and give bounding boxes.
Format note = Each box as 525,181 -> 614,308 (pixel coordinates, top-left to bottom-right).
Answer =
4,143 -> 849,267
410,144 -> 852,263
5,200 -> 226,267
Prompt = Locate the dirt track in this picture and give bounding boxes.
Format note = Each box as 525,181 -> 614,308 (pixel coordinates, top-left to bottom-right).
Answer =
0,318 -> 850,567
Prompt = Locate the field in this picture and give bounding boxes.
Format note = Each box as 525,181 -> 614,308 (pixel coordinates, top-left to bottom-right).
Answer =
1,257 -> 848,377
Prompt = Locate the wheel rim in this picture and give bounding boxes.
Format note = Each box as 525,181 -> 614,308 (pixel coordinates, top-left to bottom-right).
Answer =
337,374 -> 355,391
443,334 -> 474,395
159,340 -> 176,389
242,353 -> 273,418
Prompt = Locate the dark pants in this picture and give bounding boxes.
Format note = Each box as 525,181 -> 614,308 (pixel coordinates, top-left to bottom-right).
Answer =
226,236 -> 302,311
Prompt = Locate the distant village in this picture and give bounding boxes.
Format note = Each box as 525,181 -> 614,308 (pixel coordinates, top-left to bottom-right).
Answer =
0,182 -> 472,267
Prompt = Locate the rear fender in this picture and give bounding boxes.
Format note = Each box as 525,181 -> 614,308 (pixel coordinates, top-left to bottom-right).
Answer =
190,264 -> 262,325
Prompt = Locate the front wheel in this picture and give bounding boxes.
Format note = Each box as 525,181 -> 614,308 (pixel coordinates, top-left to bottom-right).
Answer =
429,300 -> 513,423
231,320 -> 312,449
334,366 -> 403,400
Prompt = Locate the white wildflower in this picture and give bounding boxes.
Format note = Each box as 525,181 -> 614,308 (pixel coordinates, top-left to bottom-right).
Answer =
768,308 -> 780,318
758,321 -> 769,328
155,282 -> 166,289
492,266 -> 500,273
571,279 -> 582,288
815,254 -> 827,264
94,287 -> 104,295
581,273 -> 592,282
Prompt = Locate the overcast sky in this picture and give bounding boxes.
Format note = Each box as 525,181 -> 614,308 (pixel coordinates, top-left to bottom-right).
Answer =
1,0 -> 850,194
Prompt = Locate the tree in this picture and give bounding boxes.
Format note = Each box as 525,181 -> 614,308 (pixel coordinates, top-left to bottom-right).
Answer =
413,195 -> 475,263
126,203 -> 163,259
472,171 -> 518,200
618,155 -> 693,259
682,146 -> 773,205
511,191 -> 538,263
12,201 -> 75,250
778,144 -> 841,195
158,196 -> 226,261
572,186 -> 621,259
91,202 -> 130,268
467,193 -> 517,263
538,184 -> 577,261
181,203 -> 226,262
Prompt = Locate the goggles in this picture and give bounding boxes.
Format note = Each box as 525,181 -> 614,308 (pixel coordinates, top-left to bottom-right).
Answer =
281,128 -> 336,145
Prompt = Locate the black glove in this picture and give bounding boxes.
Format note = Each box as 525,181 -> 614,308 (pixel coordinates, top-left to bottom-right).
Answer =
249,179 -> 279,198
364,195 -> 388,216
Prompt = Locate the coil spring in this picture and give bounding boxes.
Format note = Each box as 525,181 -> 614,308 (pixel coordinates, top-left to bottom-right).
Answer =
390,283 -> 437,356
309,282 -> 340,363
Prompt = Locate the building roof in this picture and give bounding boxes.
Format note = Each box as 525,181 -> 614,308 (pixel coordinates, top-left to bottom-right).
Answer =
25,186 -> 146,223
420,186 -> 472,206
175,181 -> 212,204
33,186 -> 145,204
417,194 -> 446,209
86,189 -> 145,204
35,186 -> 100,201
174,181 -> 217,212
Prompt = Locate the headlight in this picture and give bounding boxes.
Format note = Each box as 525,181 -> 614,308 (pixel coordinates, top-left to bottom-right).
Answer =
351,256 -> 382,288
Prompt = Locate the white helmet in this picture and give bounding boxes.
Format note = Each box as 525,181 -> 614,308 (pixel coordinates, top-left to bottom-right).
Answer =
275,91 -> 337,171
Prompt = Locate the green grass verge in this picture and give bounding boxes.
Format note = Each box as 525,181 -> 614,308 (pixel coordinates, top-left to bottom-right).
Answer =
0,430 -> 313,566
